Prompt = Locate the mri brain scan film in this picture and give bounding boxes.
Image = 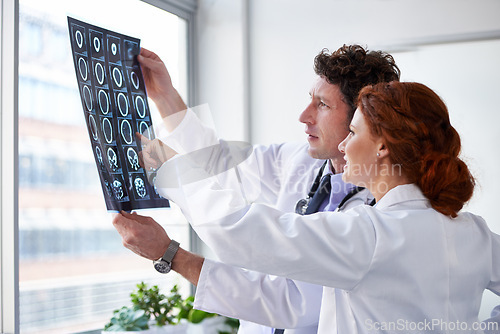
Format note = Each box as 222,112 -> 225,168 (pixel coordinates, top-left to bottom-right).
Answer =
68,17 -> 169,212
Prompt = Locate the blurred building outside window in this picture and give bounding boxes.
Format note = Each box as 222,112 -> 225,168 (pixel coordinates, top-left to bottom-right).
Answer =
18,0 -> 192,333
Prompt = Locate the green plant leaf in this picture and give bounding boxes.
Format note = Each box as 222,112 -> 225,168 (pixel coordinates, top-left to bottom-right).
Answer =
103,306 -> 150,331
188,309 -> 216,324
224,317 -> 240,328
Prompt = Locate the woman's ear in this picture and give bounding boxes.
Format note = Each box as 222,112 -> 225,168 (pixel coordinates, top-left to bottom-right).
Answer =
377,143 -> 390,159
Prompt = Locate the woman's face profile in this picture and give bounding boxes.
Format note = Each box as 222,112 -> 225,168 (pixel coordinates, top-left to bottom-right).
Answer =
338,109 -> 382,187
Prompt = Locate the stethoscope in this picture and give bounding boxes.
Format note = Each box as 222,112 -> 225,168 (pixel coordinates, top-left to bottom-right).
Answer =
294,160 -> 374,215
295,161 -> 328,215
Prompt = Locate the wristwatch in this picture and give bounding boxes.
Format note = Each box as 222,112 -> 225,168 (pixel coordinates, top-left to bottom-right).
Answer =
153,240 -> 180,274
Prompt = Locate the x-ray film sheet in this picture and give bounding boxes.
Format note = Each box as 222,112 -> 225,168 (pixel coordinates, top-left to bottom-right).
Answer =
68,17 -> 169,212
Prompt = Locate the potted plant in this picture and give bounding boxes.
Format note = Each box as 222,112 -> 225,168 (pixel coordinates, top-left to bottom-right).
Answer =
130,283 -> 188,327
103,282 -> 239,333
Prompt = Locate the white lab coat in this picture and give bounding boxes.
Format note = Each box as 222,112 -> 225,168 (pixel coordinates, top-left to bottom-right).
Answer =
157,165 -> 500,334
156,109 -> 326,333
193,187 -> 373,330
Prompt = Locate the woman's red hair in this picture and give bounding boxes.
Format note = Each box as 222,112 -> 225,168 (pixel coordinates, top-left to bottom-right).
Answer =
358,81 -> 475,217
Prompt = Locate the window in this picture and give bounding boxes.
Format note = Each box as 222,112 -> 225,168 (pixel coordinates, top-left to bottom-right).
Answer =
1,0 -> 195,333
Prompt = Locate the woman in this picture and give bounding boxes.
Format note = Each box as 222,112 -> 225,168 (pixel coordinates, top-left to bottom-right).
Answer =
115,81 -> 500,333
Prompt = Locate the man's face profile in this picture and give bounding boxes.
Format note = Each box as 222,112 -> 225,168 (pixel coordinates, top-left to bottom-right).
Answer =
299,76 -> 350,172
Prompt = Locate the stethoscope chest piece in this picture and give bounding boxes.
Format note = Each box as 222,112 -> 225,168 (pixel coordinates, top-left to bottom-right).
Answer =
295,198 -> 309,215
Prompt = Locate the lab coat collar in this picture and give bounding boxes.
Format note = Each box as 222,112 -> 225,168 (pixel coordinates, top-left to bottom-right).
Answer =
374,183 -> 430,210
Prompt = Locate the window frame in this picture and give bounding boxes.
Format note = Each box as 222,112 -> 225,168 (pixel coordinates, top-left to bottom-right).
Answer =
0,1 -> 196,333
1,0 -> 20,332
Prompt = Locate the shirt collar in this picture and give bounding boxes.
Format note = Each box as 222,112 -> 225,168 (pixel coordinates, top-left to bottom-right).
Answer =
322,160 -> 356,198
323,160 -> 334,176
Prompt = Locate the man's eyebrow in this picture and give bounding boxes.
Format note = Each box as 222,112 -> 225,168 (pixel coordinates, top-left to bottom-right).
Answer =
316,94 -> 332,105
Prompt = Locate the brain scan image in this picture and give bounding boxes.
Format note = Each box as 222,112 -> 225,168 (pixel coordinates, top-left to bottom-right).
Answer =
117,92 -> 129,117
69,17 -> 170,211
94,36 -> 100,53
96,146 -> 103,166
78,57 -> 88,81
107,147 -> 119,171
120,120 -> 133,144
152,176 -> 160,195
102,117 -> 113,144
112,179 -> 124,199
124,40 -> 139,62
98,89 -> 109,115
75,29 -> 84,50
112,67 -> 123,88
130,70 -> 140,90
127,147 -> 140,171
134,177 -> 147,198
107,35 -> 121,63
95,62 -> 105,85
104,178 -> 113,198
138,121 -> 151,140
83,85 -> 92,111
88,114 -> 98,141
90,30 -> 104,58
135,95 -> 146,118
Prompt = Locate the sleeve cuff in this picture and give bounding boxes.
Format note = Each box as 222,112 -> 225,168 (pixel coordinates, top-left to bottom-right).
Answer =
193,258 -> 215,311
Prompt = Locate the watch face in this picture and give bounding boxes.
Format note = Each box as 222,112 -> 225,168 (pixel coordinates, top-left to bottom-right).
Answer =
154,260 -> 171,274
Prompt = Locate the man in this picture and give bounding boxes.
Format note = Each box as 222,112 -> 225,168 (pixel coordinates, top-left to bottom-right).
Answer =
114,45 -> 400,333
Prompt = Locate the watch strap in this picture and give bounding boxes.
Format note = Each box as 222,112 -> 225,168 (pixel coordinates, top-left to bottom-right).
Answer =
161,240 -> 180,263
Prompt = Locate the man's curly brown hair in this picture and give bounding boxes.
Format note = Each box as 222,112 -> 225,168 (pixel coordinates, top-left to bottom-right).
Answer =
314,44 -> 400,122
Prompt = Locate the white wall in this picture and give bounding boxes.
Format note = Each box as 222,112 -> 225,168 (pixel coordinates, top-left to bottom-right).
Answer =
195,0 -> 248,141
196,0 -> 500,141
248,0 -> 500,144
